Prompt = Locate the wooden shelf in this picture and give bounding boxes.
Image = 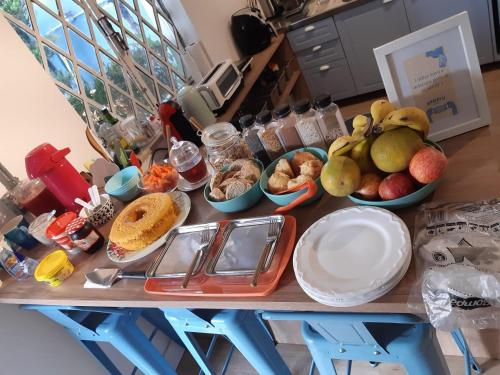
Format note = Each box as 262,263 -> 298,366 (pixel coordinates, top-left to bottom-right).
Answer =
277,70 -> 301,105
216,33 -> 285,123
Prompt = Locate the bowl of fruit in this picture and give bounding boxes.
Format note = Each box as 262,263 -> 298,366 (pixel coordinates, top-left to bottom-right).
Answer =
321,100 -> 448,209
138,163 -> 179,194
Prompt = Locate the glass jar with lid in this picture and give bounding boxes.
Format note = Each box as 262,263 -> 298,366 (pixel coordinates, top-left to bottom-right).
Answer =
256,110 -> 284,160
313,94 -> 348,145
274,104 -> 303,152
169,137 -> 208,183
200,122 -> 251,171
293,99 -> 327,149
239,115 -> 271,167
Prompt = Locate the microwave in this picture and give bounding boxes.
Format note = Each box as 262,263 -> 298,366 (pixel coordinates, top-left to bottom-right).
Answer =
197,60 -> 243,111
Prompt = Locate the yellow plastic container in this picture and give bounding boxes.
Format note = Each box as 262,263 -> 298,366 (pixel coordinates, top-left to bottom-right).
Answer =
34,250 -> 74,287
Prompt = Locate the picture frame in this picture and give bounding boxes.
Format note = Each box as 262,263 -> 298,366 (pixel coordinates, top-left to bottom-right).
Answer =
374,12 -> 491,141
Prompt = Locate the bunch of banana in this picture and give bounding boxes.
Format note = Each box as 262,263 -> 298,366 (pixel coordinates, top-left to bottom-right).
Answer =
378,107 -> 430,137
371,99 -> 395,126
328,135 -> 363,159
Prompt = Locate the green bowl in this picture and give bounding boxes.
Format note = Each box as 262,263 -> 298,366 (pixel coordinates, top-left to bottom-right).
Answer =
260,147 -> 327,207
348,140 -> 444,209
203,160 -> 264,213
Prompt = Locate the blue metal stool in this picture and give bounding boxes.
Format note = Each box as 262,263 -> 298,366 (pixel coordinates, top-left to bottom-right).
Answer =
161,308 -> 291,375
262,312 -> 481,375
22,305 -> 179,375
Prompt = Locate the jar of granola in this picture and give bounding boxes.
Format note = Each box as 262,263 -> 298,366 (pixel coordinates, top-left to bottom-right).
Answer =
256,110 -> 284,160
201,122 -> 251,170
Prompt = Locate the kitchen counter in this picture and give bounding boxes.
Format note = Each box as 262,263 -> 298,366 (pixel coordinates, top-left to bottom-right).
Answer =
273,0 -> 371,31
0,121 -> 499,312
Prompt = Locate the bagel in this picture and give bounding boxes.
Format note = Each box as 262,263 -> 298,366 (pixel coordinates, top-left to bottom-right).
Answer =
110,193 -> 178,250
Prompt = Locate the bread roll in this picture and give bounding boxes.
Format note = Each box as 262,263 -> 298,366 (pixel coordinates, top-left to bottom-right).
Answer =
268,172 -> 290,194
275,158 -> 294,178
287,175 -> 313,189
291,151 -> 318,175
300,159 -> 324,180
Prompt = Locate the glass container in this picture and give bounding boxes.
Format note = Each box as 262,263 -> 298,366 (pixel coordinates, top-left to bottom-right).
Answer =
256,110 -> 284,160
12,178 -> 65,216
239,114 -> 271,167
169,137 -> 208,183
313,94 -> 348,145
274,104 -> 303,152
294,99 -> 327,149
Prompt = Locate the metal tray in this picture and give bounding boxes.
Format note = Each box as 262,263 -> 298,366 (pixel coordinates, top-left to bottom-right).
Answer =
205,215 -> 285,276
147,223 -> 219,278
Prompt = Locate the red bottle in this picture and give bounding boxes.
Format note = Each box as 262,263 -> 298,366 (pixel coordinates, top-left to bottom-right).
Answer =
25,143 -> 90,213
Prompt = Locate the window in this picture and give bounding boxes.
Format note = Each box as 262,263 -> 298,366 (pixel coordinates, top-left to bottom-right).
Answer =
1,0 -> 187,127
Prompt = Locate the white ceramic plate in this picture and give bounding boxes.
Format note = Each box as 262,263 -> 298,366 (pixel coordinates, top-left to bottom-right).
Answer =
106,191 -> 191,263
294,206 -> 411,305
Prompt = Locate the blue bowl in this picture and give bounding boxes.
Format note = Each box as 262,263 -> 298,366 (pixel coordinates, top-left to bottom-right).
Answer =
260,147 -> 327,207
105,166 -> 141,202
348,141 -> 444,210
204,160 -> 264,213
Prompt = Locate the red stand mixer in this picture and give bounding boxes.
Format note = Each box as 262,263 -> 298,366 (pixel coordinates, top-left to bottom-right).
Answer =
25,143 -> 91,213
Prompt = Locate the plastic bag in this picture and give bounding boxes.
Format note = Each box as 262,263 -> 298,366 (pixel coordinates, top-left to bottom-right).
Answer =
410,199 -> 500,331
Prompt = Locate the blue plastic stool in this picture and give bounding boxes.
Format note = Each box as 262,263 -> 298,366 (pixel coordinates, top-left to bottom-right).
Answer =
22,305 -> 179,375
161,308 -> 291,375
261,312 -> 480,375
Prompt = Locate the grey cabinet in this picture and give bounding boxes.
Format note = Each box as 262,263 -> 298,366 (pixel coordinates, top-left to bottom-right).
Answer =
404,0 -> 494,64
302,59 -> 357,100
334,0 -> 410,94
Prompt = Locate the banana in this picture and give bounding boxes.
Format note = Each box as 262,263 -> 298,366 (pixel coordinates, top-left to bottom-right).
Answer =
379,107 -> 430,137
328,135 -> 363,159
370,99 -> 396,125
352,114 -> 371,138
350,136 -> 376,174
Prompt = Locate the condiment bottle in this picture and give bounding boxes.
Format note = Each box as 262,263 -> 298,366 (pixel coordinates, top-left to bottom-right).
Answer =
274,104 -> 303,152
294,99 -> 327,150
313,94 -> 348,145
239,115 -> 271,167
256,110 -> 284,160
169,137 -> 208,183
66,217 -> 104,254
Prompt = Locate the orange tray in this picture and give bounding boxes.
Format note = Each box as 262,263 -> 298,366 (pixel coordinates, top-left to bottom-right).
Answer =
144,215 -> 296,297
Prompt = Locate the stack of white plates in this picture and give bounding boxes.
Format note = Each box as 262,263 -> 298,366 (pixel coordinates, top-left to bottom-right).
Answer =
294,206 -> 412,307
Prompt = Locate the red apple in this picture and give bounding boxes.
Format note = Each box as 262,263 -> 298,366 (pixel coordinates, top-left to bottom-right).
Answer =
409,146 -> 447,184
355,173 -> 382,200
379,173 -> 414,200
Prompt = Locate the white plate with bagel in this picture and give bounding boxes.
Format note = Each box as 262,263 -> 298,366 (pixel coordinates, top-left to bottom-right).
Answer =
106,191 -> 191,263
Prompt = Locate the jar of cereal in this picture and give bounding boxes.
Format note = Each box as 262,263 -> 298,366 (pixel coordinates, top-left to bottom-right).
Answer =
256,110 -> 284,160
201,122 -> 251,170
293,99 -> 327,150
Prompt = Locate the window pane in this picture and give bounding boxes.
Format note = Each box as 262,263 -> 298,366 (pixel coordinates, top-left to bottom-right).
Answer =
9,21 -> 42,64
128,74 -> 148,106
99,52 -> 128,92
97,0 -> 117,20
158,14 -> 176,46
138,70 -> 156,99
33,3 -> 68,52
43,44 -> 79,91
137,0 -> 155,28
143,24 -> 163,58
61,0 -> 90,37
0,0 -> 32,27
119,2 -> 142,41
126,34 -> 149,71
69,29 -> 100,73
165,44 -> 183,76
58,86 -> 87,123
110,86 -> 134,118
39,0 -> 58,14
79,66 -> 109,105
172,71 -> 184,91
122,0 -> 134,8
151,56 -> 171,87
158,84 -> 172,102
92,21 -> 116,58
136,104 -> 152,123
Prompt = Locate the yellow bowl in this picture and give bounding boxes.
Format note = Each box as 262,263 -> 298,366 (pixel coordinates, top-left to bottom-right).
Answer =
34,250 -> 74,287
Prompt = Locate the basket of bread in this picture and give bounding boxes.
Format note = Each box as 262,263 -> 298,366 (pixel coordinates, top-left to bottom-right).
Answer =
204,159 -> 264,213
260,148 -> 327,212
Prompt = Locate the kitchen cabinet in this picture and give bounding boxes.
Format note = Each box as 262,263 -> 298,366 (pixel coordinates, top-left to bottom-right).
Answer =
334,0 -> 410,94
302,59 -> 357,99
404,0 -> 494,64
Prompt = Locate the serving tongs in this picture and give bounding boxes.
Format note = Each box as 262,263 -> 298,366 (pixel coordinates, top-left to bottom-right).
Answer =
182,228 -> 211,288
251,218 -> 281,287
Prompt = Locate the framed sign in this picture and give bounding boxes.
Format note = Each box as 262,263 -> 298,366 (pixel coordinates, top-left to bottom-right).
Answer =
374,12 -> 491,141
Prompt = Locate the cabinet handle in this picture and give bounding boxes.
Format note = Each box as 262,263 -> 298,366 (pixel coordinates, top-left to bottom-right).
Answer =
382,0 -> 393,3
304,25 -> 315,32
319,65 -> 330,71
312,45 -> 322,52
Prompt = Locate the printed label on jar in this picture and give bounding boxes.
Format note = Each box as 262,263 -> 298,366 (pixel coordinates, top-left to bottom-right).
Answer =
74,231 -> 99,251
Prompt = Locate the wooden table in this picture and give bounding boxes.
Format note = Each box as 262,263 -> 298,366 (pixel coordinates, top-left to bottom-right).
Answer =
1,126 -> 499,312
